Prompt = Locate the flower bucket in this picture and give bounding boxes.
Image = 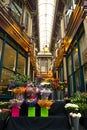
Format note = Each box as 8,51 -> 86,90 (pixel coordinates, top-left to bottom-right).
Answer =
57,90 -> 61,100
73,117 -> 79,130
60,90 -> 64,100
51,91 -> 56,100
28,106 -> 35,117
41,107 -> 48,117
11,107 -> 20,117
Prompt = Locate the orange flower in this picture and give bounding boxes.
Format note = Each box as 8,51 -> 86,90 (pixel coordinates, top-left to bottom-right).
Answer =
13,87 -> 26,94
37,100 -> 53,109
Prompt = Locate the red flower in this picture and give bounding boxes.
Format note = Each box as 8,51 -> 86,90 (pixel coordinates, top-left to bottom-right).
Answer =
53,78 -> 60,82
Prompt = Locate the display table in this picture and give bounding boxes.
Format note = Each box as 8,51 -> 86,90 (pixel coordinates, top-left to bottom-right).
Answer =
4,116 -> 71,130
1,101 -> 71,130
0,120 -> 4,130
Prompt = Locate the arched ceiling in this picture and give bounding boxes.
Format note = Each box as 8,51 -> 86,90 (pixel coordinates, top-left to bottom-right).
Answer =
27,0 -> 66,53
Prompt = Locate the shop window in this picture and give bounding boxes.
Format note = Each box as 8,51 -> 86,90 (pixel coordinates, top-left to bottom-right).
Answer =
59,63 -> 63,81
68,55 -> 72,75
40,58 -> 48,72
73,46 -> 79,71
17,53 -> 26,74
0,39 -> 2,60
80,34 -> 87,65
0,69 -> 13,95
25,12 -> 29,32
83,64 -> 87,91
66,0 -> 73,9
10,0 -> 23,23
69,76 -> 74,96
75,70 -> 81,90
3,44 -> 16,71
0,30 -> 4,38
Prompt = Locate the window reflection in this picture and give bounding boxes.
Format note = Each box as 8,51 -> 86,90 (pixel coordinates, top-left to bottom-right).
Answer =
69,76 -> 74,96
73,46 -> 79,71
40,58 -> 48,72
83,64 -> 87,91
80,34 -> 87,65
10,0 -> 23,23
3,44 -> 16,71
17,53 -> 26,74
75,70 -> 81,90
0,69 -> 13,94
0,39 -> 2,60
25,12 -> 29,32
68,55 -> 72,75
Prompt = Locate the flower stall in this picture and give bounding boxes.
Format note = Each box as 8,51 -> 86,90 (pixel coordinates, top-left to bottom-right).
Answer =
1,74 -> 68,118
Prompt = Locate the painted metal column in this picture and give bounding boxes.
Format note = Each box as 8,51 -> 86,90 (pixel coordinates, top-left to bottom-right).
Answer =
83,16 -> 87,37
27,52 -> 30,76
56,68 -> 58,78
63,54 -> 68,94
33,68 -> 35,82
63,54 -> 67,81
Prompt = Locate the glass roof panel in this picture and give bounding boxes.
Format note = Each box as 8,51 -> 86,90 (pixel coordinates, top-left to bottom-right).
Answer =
38,0 -> 56,51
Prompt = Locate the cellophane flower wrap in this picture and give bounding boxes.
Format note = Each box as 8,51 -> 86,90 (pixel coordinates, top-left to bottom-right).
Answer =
25,82 -> 40,106
0,102 -> 10,120
40,81 -> 52,100
37,80 -> 53,109
9,98 -> 24,108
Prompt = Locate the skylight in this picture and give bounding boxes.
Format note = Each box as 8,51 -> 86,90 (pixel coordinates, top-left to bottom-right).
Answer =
38,0 -> 56,51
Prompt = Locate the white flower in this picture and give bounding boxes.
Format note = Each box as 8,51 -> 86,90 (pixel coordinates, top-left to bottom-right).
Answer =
40,82 -> 50,85
69,112 -> 73,116
64,103 -> 79,109
69,112 -> 81,118
77,113 -> 81,118
72,113 -> 77,118
40,88 -> 52,94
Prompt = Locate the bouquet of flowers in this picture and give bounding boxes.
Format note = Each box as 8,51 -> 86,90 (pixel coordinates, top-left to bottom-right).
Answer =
9,74 -> 30,88
64,103 -> 79,114
52,78 -> 66,90
9,98 -> 24,108
0,101 -> 11,120
25,82 -> 40,106
37,100 -> 53,109
40,88 -> 52,100
39,81 -> 52,100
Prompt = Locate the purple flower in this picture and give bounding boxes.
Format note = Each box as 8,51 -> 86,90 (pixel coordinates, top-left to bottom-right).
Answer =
10,83 -> 16,88
37,84 -> 42,89
25,98 -> 38,106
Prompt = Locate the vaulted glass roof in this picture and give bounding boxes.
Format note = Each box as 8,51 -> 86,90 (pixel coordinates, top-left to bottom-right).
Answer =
38,0 -> 56,51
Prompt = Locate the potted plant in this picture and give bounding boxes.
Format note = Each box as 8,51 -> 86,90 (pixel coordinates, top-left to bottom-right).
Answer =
70,91 -> 87,129
9,74 -> 30,88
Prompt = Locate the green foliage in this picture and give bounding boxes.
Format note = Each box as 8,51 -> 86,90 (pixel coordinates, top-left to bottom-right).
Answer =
70,91 -> 87,116
10,74 -> 30,87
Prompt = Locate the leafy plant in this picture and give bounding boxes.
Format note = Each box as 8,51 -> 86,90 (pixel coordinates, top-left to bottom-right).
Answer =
10,74 -> 30,88
70,91 -> 87,116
